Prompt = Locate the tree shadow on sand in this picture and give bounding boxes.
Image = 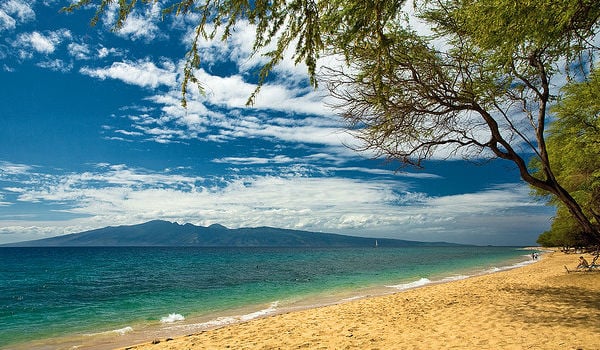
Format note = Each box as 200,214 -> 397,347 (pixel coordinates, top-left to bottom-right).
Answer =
500,282 -> 600,331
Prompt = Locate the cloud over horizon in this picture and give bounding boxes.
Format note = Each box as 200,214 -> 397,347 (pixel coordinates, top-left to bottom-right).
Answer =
0,162 -> 550,245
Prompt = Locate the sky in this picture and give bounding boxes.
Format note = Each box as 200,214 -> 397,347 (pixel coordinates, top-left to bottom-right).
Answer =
0,0 -> 555,246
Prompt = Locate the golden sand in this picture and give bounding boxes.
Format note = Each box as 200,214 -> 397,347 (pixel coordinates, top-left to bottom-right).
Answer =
121,251 -> 600,350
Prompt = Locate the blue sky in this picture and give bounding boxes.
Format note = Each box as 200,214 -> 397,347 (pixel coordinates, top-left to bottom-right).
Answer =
0,1 -> 554,245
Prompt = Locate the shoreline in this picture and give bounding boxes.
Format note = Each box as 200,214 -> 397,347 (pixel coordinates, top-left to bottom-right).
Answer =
104,251 -> 539,349
120,250 -> 599,350
5,248 -> 536,350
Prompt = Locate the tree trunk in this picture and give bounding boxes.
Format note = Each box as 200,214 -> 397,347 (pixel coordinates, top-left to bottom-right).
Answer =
551,184 -> 600,243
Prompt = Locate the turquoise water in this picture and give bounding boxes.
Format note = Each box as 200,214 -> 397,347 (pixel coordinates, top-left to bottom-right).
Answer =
0,246 -> 533,349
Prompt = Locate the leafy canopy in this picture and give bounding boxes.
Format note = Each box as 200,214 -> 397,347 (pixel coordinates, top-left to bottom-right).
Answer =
533,67 -> 600,246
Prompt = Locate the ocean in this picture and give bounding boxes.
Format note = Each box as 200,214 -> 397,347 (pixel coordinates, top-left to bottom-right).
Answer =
0,246 -> 535,349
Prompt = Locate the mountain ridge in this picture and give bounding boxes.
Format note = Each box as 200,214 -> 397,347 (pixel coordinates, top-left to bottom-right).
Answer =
2,220 -> 464,247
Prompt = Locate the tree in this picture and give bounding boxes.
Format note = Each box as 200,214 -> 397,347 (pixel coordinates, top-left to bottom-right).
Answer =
64,0 -> 600,242
537,207 -> 592,248
532,67 -> 600,246
324,0 -> 600,242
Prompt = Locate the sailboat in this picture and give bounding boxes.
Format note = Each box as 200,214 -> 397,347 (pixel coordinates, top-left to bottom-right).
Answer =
374,239 -> 378,248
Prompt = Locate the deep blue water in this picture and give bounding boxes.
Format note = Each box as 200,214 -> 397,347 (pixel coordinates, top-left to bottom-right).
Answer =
0,246 -> 534,349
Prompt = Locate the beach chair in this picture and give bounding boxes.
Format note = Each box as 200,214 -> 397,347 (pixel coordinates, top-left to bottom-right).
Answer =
564,254 -> 600,273
588,254 -> 599,270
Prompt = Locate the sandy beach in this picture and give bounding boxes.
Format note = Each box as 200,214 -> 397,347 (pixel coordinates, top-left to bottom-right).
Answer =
121,251 -> 599,350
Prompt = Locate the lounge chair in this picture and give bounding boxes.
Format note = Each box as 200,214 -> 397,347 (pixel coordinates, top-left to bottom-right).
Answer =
564,254 -> 600,273
588,254 -> 599,270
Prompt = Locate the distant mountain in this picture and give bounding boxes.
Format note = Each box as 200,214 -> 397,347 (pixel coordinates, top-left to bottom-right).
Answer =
2,220 -> 462,247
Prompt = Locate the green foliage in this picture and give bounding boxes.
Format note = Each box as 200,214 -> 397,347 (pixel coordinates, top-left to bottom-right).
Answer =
537,207 -> 594,247
425,0 -> 600,68
532,67 -> 600,245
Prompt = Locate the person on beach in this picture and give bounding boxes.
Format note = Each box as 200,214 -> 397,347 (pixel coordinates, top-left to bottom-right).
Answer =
577,256 -> 589,269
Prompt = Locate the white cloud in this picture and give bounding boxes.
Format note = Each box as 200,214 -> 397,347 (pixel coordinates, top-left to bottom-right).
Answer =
190,19 -> 314,87
14,29 -> 72,56
3,0 -> 34,21
190,20 -> 261,69
0,0 -> 35,31
326,167 -> 442,179
0,161 -> 34,175
37,59 -> 73,72
80,60 -> 178,89
2,165 -> 410,235
0,164 -> 551,245
189,68 -> 330,116
116,13 -> 161,41
0,10 -> 17,31
22,31 -> 55,53
62,13 -> 343,150
102,1 -> 164,41
97,46 -> 123,59
94,59 -> 347,148
211,115 -> 346,146
68,42 -> 91,60
213,156 -> 295,165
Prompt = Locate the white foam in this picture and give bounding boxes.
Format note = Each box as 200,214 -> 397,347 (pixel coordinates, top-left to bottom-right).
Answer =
160,313 -> 185,323
164,302 -> 280,332
486,267 -> 502,273
240,301 -> 279,321
191,316 -> 239,329
113,326 -> 134,335
384,255 -> 537,293
341,295 -> 366,302
439,275 -> 470,282
387,278 -> 431,291
486,259 -> 536,274
84,326 -> 133,337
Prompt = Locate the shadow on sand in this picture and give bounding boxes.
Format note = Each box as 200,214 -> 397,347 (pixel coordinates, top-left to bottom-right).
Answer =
501,279 -> 600,332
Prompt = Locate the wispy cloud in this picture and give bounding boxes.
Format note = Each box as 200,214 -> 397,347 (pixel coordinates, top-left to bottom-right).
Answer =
191,18 -> 316,88
68,42 -> 91,60
18,31 -> 56,53
0,163 -> 550,245
213,156 -> 295,165
80,59 -> 178,89
0,161 -> 34,175
37,58 -> 72,72
0,0 -> 35,31
97,46 -> 124,59
85,59 -> 346,148
13,29 -> 72,58
101,1 -> 165,41
0,11 -> 15,32
188,68 -> 331,116
326,167 -> 442,179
